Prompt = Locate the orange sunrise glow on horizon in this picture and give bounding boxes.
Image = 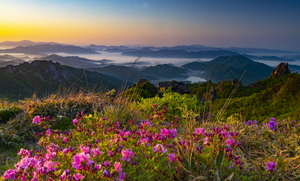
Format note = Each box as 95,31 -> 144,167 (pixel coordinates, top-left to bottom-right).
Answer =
0,0 -> 300,51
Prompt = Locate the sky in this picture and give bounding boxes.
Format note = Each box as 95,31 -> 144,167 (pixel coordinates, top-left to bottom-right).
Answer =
0,0 -> 300,51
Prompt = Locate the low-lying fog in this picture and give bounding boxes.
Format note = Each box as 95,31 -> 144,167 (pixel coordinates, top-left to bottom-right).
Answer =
1,50 -> 300,83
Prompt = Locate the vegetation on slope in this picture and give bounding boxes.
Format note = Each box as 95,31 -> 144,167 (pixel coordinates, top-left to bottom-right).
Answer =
0,60 -> 124,100
0,87 -> 299,180
0,63 -> 300,180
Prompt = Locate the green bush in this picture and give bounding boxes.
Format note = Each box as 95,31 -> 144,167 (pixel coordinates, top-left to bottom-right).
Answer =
134,92 -> 205,123
0,107 -> 22,124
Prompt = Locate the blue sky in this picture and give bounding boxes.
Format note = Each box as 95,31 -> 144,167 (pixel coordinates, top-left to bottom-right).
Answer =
1,0 -> 299,51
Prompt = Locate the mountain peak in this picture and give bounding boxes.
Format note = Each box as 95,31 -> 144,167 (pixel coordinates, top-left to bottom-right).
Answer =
270,62 -> 291,79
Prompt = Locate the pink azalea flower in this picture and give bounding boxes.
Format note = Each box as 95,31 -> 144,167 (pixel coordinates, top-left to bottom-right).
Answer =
103,169 -> 111,178
203,137 -> 211,145
91,148 -> 102,157
44,160 -> 56,172
102,161 -> 110,167
15,157 -> 38,171
73,173 -> 85,180
160,128 -> 177,138
169,128 -> 177,138
80,146 -> 91,154
167,153 -> 176,162
141,120 -> 152,127
153,144 -> 167,153
45,129 -> 54,136
3,169 -> 16,180
117,172 -> 126,181
194,128 -> 206,135
17,148 -> 31,157
94,164 -> 101,171
59,169 -> 70,180
72,152 -> 94,170
107,150 -> 114,156
32,116 -> 43,124
225,138 -> 236,147
45,152 -> 57,160
121,149 -> 134,162
44,161 -> 56,172
160,128 -> 170,136
46,143 -> 60,153
114,162 -> 123,172
72,118 -> 79,125
266,161 -> 276,172
219,131 -> 231,138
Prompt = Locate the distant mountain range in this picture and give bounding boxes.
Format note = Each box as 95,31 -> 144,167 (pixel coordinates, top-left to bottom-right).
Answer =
182,55 -> 274,84
0,40 -> 299,98
122,48 -> 240,59
0,44 -> 99,54
88,55 -> 279,85
39,54 -> 111,68
86,43 -> 296,54
86,63 -> 189,84
1,51 -> 299,86
243,54 -> 296,62
158,44 -> 296,54
0,40 -> 62,47
0,40 -> 297,55
0,55 -> 298,100
0,60 -> 124,100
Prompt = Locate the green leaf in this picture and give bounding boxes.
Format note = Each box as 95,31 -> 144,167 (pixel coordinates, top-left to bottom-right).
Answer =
191,175 -> 207,180
224,172 -> 234,181
216,150 -> 225,168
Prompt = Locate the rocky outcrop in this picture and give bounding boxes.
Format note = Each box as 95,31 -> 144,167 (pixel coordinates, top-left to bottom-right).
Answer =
121,79 -> 158,99
202,86 -> 217,101
270,62 -> 291,79
157,81 -> 190,95
44,61 -> 70,81
4,60 -> 71,82
231,78 -> 241,85
128,79 -> 156,90
4,65 -> 17,74
127,79 -> 158,98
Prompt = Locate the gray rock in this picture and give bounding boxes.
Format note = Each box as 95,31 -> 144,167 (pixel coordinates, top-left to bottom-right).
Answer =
157,81 -> 190,95
270,62 -> 291,79
4,65 -> 17,74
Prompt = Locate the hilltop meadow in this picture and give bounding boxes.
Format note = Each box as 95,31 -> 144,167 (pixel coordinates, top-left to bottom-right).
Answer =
0,70 -> 300,180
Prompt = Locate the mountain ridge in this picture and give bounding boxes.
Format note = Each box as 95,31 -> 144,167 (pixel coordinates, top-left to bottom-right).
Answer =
0,60 -> 124,100
182,55 -> 274,84
0,44 -> 99,54
122,49 -> 239,58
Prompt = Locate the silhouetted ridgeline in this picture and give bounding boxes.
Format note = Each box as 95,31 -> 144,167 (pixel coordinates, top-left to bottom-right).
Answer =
122,48 -> 239,58
0,44 -> 99,54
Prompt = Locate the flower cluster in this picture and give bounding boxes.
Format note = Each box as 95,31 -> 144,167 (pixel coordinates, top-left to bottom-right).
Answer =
32,116 -> 51,125
190,125 -> 244,169
245,118 -> 278,131
266,118 -> 277,131
3,107 -> 293,180
3,106 -> 180,180
266,161 -> 276,172
244,120 -> 258,126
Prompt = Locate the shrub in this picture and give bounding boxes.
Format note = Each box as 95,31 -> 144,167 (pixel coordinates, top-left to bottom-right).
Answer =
134,92 -> 205,123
